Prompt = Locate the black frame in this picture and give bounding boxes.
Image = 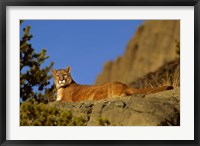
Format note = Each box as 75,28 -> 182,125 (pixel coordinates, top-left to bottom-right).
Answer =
0,0 -> 199,146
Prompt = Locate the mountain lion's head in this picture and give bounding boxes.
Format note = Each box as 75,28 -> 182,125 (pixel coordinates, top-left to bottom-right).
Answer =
52,66 -> 74,89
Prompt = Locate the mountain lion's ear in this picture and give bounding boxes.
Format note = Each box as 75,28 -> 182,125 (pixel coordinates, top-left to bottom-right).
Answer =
52,69 -> 56,74
66,66 -> 71,73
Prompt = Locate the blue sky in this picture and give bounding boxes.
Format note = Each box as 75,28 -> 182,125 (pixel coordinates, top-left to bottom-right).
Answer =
20,20 -> 143,85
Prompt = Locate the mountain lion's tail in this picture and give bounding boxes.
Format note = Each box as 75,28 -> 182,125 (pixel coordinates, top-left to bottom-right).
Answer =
126,86 -> 173,95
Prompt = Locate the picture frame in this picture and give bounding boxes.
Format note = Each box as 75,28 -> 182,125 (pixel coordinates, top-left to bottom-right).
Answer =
0,0 -> 199,145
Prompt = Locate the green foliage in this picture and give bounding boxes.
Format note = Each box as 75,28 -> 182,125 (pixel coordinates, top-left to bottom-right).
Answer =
98,117 -> 110,126
20,21 -> 55,102
20,99 -> 87,126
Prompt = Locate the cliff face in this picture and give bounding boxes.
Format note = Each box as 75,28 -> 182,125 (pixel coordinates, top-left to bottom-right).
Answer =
95,20 -> 180,85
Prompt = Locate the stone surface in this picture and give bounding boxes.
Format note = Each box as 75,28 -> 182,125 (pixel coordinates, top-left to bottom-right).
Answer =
50,88 -> 180,126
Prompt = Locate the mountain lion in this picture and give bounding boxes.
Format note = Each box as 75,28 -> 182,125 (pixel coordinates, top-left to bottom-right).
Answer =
52,66 -> 173,102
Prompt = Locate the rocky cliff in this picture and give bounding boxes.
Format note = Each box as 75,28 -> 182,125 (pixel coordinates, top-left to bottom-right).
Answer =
95,20 -> 180,85
50,88 -> 180,126
21,87 -> 180,126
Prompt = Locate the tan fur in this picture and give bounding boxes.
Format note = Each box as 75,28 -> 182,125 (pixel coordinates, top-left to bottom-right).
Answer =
52,66 -> 173,102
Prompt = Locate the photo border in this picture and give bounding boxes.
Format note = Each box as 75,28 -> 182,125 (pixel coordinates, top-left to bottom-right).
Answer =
0,0 -> 199,145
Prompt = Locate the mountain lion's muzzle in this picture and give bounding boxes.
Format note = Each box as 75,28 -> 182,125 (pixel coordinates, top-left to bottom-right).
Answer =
58,79 -> 66,85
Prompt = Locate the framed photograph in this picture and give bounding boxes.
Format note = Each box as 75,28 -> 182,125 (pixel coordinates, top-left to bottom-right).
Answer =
0,0 -> 199,145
